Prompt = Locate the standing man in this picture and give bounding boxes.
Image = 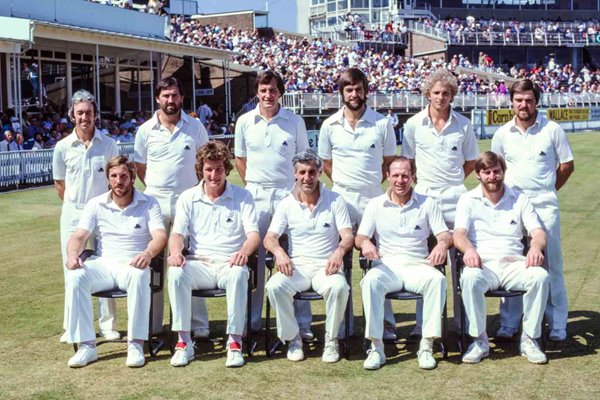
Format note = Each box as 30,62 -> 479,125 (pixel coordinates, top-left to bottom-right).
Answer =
53,89 -> 119,343
402,68 -> 479,335
64,155 -> 167,368
234,70 -> 309,333
318,67 -> 397,338
134,76 -> 210,338
492,79 -> 574,341
264,150 -> 353,363
386,109 -> 400,144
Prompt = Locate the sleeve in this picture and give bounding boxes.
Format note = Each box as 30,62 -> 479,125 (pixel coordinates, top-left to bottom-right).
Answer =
147,197 -> 165,232
171,194 -> 191,237
382,118 -> 397,157
454,194 -> 472,232
234,118 -> 247,157
109,138 -> 119,159
552,125 -> 574,164
356,199 -> 377,238
462,120 -> 480,161
241,192 -> 259,234
317,123 -> 332,160
400,120 -> 416,158
295,116 -> 309,153
332,195 -> 352,231
52,144 -> 66,180
490,130 -> 504,158
196,122 -> 209,149
77,201 -> 97,233
267,198 -> 289,236
427,199 -> 449,236
520,195 -> 543,234
133,128 -> 147,164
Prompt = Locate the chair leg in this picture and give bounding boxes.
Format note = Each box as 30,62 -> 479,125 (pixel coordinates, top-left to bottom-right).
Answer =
265,295 -> 271,357
345,288 -> 351,359
541,314 -> 547,352
441,298 -> 448,359
460,293 -> 466,354
246,286 -> 254,358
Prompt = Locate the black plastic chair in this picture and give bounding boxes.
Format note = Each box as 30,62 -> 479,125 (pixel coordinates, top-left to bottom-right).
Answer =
264,237 -> 353,359
73,249 -> 166,357
359,236 -> 449,359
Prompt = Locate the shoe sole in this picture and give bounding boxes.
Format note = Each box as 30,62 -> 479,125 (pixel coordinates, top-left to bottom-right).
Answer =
226,361 -> 245,368
171,355 -> 194,367
521,353 -> 548,364
322,357 -> 340,363
69,356 -> 98,368
126,362 -> 145,368
462,353 -> 489,364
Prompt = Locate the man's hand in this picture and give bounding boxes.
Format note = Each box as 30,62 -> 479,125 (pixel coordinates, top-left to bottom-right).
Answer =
361,240 -> 380,261
275,249 -> 293,277
168,253 -> 186,267
229,251 -> 248,268
130,251 -> 152,269
463,248 -> 482,269
526,246 -> 545,268
66,254 -> 83,270
427,244 -> 447,266
325,248 -> 344,276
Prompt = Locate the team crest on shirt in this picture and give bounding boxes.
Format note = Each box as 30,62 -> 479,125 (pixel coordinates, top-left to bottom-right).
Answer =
414,225 -> 422,230
370,143 -> 376,149
134,224 -> 141,229
184,145 -> 191,150
282,141 -> 288,146
539,151 -> 546,156
323,222 -> 331,228
510,220 -> 517,225
226,217 -> 233,223
451,146 -> 458,151
97,167 -> 104,172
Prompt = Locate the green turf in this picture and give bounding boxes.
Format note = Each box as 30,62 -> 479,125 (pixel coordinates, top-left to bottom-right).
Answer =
0,134 -> 599,399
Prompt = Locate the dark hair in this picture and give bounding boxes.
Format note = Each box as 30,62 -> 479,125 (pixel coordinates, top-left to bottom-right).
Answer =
106,155 -> 136,180
254,70 -> 285,97
338,68 -> 369,95
195,141 -> 233,180
155,76 -> 183,98
475,151 -> 507,174
509,79 -> 541,104
388,156 -> 416,176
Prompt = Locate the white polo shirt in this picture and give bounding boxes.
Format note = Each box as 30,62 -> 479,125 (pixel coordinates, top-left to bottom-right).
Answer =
77,189 -> 165,259
171,181 -> 259,258
318,106 -> 397,190
358,189 -> 448,259
52,129 -> 119,206
134,111 -> 208,194
268,183 -> 352,260
455,184 -> 542,262
234,105 -> 308,188
402,106 -> 479,188
491,113 -> 574,193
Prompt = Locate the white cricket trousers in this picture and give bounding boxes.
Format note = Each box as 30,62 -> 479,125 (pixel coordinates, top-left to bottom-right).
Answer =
168,257 -> 249,335
361,256 -> 447,340
461,257 -> 549,339
500,191 -> 568,331
60,201 -> 116,332
266,258 -> 349,342
146,188 -> 208,334
65,256 -> 150,343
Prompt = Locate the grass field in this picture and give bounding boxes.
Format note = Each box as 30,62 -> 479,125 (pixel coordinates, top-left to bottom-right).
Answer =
0,134 -> 599,400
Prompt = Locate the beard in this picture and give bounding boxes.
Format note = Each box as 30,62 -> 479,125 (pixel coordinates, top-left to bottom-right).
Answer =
160,101 -> 181,115
111,184 -> 133,199
344,95 -> 366,111
483,181 -> 503,193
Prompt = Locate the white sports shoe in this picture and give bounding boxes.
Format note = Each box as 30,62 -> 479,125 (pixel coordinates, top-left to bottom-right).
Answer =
363,348 -> 386,370
225,346 -> 245,368
462,340 -> 490,364
126,342 -> 145,368
100,330 -> 121,341
321,340 -> 340,363
496,326 -> 518,339
417,340 -> 436,370
68,344 -> 98,368
520,337 -> 548,364
170,342 -> 195,367
60,331 -> 68,344
287,339 -> 305,362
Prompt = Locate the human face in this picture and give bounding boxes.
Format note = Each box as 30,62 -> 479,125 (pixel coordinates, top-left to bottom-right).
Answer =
108,164 -> 134,199
477,162 -> 504,194
294,162 -> 320,195
257,80 -> 281,115
73,101 -> 96,134
342,82 -> 367,112
156,87 -> 183,116
428,81 -> 453,113
512,91 -> 537,124
202,159 -> 227,193
387,160 -> 415,200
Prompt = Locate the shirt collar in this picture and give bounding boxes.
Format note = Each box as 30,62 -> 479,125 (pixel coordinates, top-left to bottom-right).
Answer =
290,182 -> 326,207
383,187 -> 418,208
420,106 -> 456,126
332,106 -> 377,126
70,128 -> 104,146
149,110 -> 189,130
102,188 -> 146,210
508,112 -> 542,134
192,180 -> 234,202
252,104 -> 290,122
471,183 -> 518,204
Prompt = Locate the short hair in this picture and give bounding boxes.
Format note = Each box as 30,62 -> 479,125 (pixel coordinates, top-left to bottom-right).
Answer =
388,156 -> 417,176
254,70 -> 285,96
195,141 -> 233,180
292,149 -> 323,171
105,155 -> 136,181
422,69 -> 458,98
509,79 -> 541,104
475,151 -> 507,174
155,76 -> 183,98
338,68 -> 369,95
68,89 -> 99,121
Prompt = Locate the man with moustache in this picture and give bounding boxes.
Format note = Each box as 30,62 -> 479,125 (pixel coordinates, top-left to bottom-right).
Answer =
64,155 -> 167,368
134,76 -> 210,338
53,90 -> 119,343
318,67 -> 397,338
491,79 -> 574,342
454,151 -> 549,364
402,69 -> 479,336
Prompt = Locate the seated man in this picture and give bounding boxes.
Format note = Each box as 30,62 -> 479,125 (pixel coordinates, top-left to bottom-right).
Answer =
264,150 -> 353,363
454,151 -> 549,364
168,141 -> 260,368
357,156 -> 451,371
64,155 -> 167,368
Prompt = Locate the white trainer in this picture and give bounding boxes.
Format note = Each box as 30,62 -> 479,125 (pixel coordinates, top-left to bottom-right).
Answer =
321,340 -> 340,363
60,331 -> 68,344
68,344 -> 98,368
225,348 -> 245,368
462,340 -> 490,364
100,330 -> 121,341
126,342 -> 145,368
287,339 -> 305,362
417,341 -> 436,370
496,326 -> 518,339
170,342 -> 195,367
363,348 -> 386,370
520,337 -> 548,364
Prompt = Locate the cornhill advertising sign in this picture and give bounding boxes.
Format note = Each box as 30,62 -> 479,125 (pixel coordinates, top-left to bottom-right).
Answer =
486,109 -> 514,125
